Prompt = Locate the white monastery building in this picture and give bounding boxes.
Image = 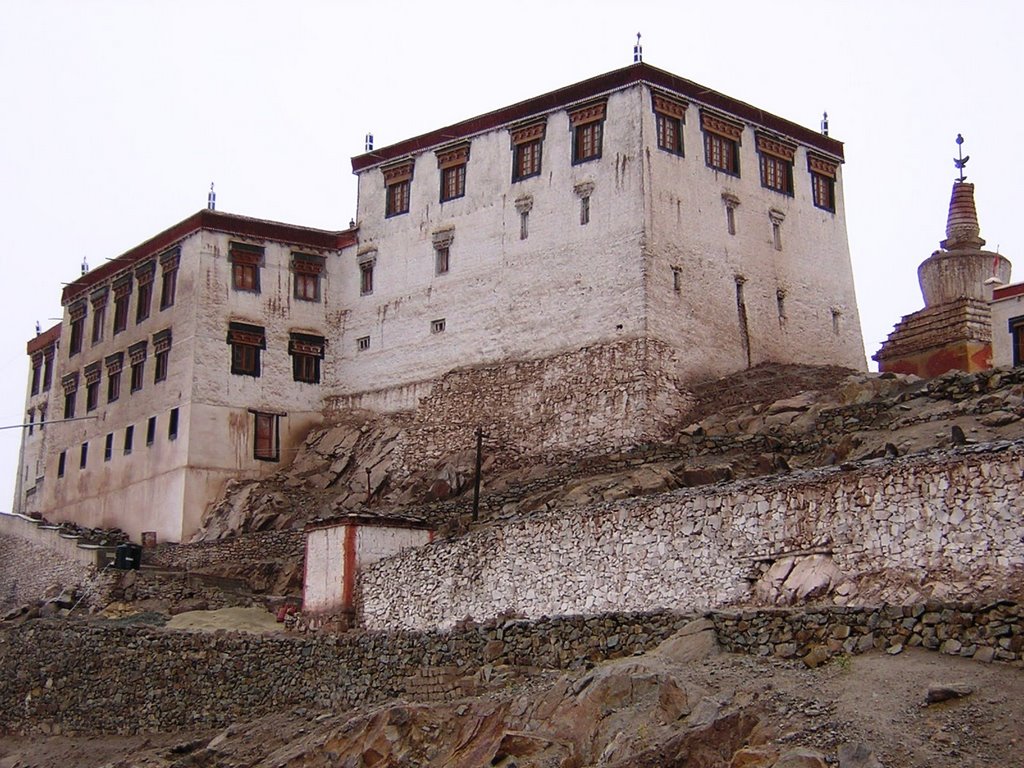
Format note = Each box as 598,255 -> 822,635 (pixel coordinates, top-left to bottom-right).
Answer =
14,62 -> 866,542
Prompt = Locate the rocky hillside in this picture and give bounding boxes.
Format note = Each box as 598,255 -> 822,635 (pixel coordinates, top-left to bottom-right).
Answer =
193,364 -> 1024,542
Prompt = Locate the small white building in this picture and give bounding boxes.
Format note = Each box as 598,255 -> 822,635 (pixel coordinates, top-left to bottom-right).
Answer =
303,515 -> 433,619
991,282 -> 1024,367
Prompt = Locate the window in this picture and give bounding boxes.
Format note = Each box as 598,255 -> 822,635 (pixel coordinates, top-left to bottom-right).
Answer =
570,100 -> 606,164
431,318 -> 446,334
159,248 -> 179,310
769,209 -> 785,251
124,425 -> 134,455
757,134 -> 795,196
575,182 -> 593,226
513,140 -> 542,180
672,267 -> 682,293
292,254 -> 324,302
1009,316 -> 1024,367
360,261 -> 374,295
722,193 -> 740,236
58,451 -> 66,478
154,349 -> 169,382
84,363 -> 101,412
510,120 -> 545,181
357,335 -> 370,351
42,350 -> 54,391
230,242 -> 263,293
30,354 -> 42,396
434,246 -> 450,275
128,341 -> 147,392
168,407 -> 179,440
440,165 -> 465,202
112,275 -> 131,334
79,442 -> 88,469
515,196 -> 533,240
61,373 -> 79,419
383,159 -> 414,217
227,322 -> 265,377
90,288 -> 108,345
437,143 -> 470,202
68,301 -> 86,356
386,179 -> 410,216
701,111 -> 743,176
27,410 -> 34,436
253,411 -> 280,461
105,352 -> 123,403
652,91 -> 687,155
104,433 -> 113,462
135,262 -> 155,324
289,332 -> 325,384
91,304 -> 106,345
153,328 -> 172,383
146,416 -> 156,446
808,153 -> 838,212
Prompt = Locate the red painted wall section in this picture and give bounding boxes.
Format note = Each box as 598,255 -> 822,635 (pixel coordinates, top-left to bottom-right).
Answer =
879,341 -> 992,377
341,525 -> 358,612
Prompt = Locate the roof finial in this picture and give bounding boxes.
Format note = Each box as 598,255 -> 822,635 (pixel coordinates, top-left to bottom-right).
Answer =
821,111 -> 829,137
633,32 -> 642,63
81,256 -> 89,275
953,133 -> 969,183
365,132 -> 374,152
207,182 -> 216,211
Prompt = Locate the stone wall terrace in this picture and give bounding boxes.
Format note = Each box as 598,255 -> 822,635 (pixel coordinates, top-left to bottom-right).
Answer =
358,441 -> 1024,630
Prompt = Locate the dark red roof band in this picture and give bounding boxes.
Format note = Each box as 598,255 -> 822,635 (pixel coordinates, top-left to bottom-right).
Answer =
992,282 -> 1024,301
26,323 -> 61,355
352,62 -> 844,173
62,210 -> 357,306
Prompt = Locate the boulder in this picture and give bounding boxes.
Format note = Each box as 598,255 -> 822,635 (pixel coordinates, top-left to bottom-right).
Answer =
838,742 -> 884,768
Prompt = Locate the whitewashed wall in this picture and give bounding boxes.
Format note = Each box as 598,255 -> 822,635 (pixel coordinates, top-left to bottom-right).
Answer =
357,445 -> 1024,630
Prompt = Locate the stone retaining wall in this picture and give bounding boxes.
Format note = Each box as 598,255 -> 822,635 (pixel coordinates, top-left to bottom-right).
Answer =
386,338 -> 694,476
0,535 -> 96,614
358,442 -> 1024,630
148,530 -> 304,571
1,601 -> 1019,735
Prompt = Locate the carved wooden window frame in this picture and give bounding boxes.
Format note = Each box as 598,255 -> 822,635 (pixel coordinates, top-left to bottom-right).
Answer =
701,110 -> 743,176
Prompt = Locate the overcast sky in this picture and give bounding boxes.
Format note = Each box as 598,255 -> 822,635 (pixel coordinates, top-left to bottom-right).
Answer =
1,1 -> 1020,510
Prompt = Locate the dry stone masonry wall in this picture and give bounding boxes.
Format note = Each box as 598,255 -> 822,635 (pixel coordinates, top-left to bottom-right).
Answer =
1,601 -> 1019,735
381,338 -> 694,476
358,442 -> 1024,630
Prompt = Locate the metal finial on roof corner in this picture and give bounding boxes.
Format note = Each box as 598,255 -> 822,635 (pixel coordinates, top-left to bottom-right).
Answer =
954,134 -> 969,182
821,111 -> 829,137
633,32 -> 642,63
207,182 -> 216,211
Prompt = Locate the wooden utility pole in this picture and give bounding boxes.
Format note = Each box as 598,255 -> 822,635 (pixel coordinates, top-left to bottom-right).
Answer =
472,426 -> 484,521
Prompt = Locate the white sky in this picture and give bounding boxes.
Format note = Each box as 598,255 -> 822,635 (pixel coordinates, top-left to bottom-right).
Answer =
1,1 -> 1021,509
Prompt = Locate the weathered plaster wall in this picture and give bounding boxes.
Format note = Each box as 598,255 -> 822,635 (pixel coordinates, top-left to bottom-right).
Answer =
342,87 -> 647,402
304,523 -> 432,616
358,443 -> 1024,630
642,90 -> 864,377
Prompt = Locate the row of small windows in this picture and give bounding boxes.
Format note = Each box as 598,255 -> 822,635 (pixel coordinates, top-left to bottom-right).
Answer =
355,318 -> 445,353
67,249 -> 179,357
61,330 -> 172,419
56,408 -> 179,478
380,90 -> 838,217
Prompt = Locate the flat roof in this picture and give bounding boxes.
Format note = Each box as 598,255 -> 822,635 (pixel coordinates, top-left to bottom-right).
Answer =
62,210 -> 358,306
351,61 -> 844,173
